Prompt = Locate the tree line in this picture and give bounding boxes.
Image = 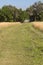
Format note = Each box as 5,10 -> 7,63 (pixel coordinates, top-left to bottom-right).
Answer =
0,1 -> 43,22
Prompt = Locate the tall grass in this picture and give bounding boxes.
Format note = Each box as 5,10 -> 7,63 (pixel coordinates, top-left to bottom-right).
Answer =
0,23 -> 43,65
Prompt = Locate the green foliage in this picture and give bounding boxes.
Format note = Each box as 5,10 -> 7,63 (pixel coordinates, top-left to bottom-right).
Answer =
18,10 -> 29,22
26,1 -> 43,21
40,12 -> 43,21
2,6 -> 13,22
0,9 -> 6,22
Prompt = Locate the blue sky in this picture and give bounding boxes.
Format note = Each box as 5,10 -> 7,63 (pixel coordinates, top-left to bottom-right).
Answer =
0,0 -> 43,9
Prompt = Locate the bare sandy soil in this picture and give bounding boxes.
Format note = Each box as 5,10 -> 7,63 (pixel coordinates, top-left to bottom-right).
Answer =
32,22 -> 43,30
0,22 -> 21,27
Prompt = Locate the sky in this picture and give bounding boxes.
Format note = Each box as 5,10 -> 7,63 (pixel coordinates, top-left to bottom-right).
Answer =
0,0 -> 43,9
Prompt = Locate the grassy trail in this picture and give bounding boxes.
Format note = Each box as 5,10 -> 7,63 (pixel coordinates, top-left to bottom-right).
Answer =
0,23 -> 43,65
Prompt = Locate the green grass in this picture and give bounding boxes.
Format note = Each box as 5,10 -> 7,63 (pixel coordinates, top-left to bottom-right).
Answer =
0,23 -> 43,65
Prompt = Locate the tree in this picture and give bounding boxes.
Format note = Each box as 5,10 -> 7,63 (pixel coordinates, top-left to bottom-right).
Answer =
2,6 -> 14,22
0,9 -> 6,22
26,1 -> 43,21
0,1 -> 43,22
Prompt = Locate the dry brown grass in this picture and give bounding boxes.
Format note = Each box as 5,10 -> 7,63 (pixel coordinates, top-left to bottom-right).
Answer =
0,22 -> 21,27
32,22 -> 43,30
0,22 -> 43,31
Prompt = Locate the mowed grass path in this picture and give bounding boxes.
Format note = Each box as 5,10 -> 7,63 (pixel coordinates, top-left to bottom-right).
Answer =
0,23 -> 43,65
